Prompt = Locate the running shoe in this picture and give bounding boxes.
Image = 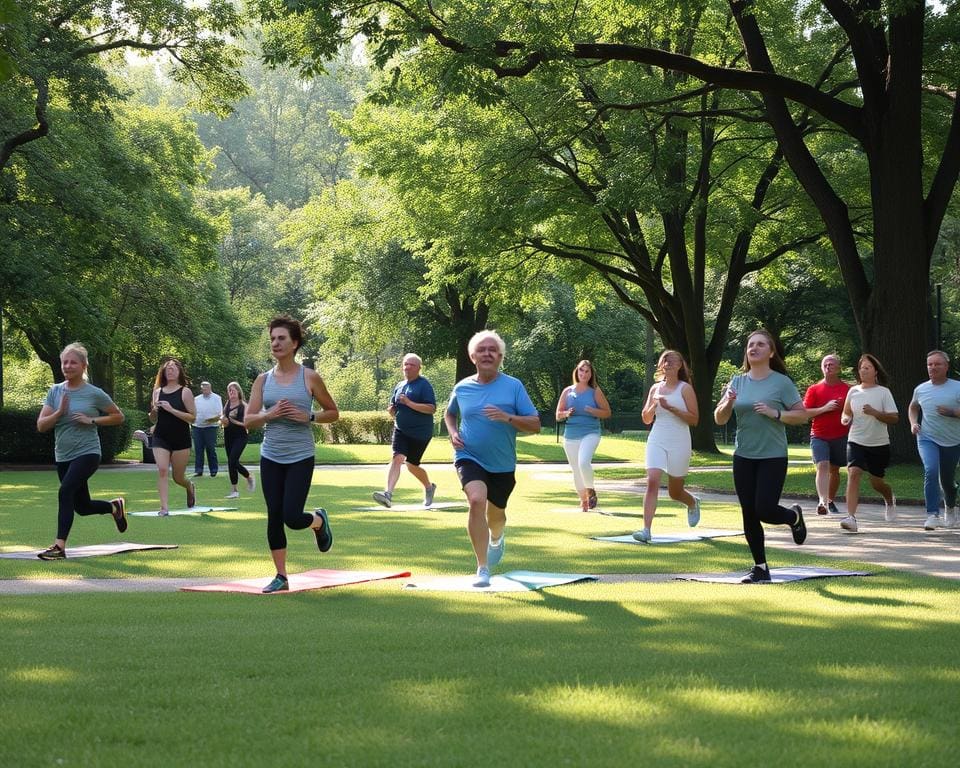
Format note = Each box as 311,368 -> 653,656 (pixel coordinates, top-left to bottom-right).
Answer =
372,490 -> 392,509
37,544 -> 66,560
473,566 -> 491,588
741,565 -> 771,584
588,489 -> 598,509
840,515 -> 858,532
632,529 -> 652,543
816,503 -> 828,516
262,574 -> 289,594
924,514 -> 942,531
246,475 -> 256,493
110,497 -> 127,533
312,508 -> 333,552
487,535 -> 505,568
186,481 -> 196,508
828,501 -> 841,515
884,497 -> 897,522
225,491 -> 240,499
424,483 -> 437,507
687,496 -> 701,528
790,504 -> 807,545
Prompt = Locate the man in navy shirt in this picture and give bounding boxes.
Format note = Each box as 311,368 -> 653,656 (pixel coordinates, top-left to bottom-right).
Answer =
373,354 -> 438,508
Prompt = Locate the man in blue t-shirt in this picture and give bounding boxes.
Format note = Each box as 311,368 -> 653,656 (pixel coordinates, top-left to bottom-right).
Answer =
373,354 -> 438,509
444,330 -> 541,587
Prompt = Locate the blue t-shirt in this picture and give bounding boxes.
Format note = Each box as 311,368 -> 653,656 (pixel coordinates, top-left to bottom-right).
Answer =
729,371 -> 802,459
391,376 -> 436,442
562,386 -> 602,440
44,382 -> 116,462
912,379 -> 960,447
446,372 -> 538,472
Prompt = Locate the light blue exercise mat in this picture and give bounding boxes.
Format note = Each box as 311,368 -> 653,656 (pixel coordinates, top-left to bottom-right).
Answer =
593,529 -> 744,545
129,507 -> 239,516
0,542 -> 178,559
675,566 -> 872,584
404,570 -> 598,592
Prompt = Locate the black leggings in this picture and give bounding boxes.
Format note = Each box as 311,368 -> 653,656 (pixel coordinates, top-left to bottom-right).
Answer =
225,433 -> 250,485
732,455 -> 796,565
56,454 -> 113,540
260,456 -> 315,550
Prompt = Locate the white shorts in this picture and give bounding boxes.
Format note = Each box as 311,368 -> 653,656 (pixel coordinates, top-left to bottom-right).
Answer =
645,438 -> 692,477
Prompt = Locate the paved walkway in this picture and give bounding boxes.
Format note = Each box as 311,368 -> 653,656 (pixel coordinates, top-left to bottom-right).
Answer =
2,464 -> 958,593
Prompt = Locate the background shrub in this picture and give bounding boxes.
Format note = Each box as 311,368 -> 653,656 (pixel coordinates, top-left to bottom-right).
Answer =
0,407 -> 131,464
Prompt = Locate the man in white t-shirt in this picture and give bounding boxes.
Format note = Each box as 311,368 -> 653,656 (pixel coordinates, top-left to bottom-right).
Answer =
192,381 -> 223,477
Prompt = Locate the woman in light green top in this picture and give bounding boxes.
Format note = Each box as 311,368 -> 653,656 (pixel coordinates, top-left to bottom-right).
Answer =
714,329 -> 810,583
35,343 -> 127,560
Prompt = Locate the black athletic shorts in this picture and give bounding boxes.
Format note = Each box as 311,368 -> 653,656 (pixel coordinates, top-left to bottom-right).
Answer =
392,428 -> 431,466
455,459 -> 516,509
847,441 -> 890,478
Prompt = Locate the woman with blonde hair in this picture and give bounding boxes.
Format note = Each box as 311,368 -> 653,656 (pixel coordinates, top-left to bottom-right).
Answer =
633,350 -> 700,542
36,343 -> 127,559
149,358 -> 197,515
222,381 -> 254,499
556,360 -> 611,511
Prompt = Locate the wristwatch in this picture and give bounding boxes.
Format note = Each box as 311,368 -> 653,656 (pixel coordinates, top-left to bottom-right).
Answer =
309,412 -> 315,422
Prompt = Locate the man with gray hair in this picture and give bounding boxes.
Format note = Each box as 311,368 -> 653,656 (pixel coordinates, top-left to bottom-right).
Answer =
192,381 -> 223,477
373,353 -> 438,508
803,354 -> 850,515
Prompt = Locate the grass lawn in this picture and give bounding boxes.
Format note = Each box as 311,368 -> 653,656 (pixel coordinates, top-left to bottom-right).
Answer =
0,449 -> 953,767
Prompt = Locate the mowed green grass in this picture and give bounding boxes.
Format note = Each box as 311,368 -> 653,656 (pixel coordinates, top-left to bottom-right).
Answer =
0,447 -> 954,768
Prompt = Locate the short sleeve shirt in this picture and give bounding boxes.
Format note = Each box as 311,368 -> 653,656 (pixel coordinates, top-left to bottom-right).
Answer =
804,380 -> 851,440
730,371 -> 802,459
446,372 -> 538,472
846,385 -> 897,447
392,376 -> 436,442
44,382 -> 115,462
911,379 -> 960,447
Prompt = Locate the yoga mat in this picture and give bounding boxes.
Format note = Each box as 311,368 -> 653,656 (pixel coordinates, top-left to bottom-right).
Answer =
675,566 -> 872,584
356,501 -> 466,512
0,542 -> 178,560
129,507 -> 238,516
404,570 -> 598,592
181,568 -> 411,594
593,529 -> 743,545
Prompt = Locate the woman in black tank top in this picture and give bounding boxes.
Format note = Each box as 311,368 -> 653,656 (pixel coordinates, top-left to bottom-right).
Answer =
222,381 -> 253,498
149,358 -> 197,515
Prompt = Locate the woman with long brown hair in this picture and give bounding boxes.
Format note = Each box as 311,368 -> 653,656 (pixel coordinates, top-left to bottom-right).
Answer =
149,358 -> 197,515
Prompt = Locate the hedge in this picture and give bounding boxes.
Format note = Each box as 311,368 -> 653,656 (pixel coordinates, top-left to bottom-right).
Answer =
0,407 -> 132,464
319,411 -> 410,445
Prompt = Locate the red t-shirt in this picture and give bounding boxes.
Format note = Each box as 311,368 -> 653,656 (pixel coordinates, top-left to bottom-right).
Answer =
804,380 -> 851,439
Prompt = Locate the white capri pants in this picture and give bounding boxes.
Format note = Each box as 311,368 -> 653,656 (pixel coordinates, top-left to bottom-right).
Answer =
563,433 -> 602,492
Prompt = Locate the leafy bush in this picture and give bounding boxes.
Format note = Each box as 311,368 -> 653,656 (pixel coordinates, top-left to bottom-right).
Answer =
319,411 -> 401,445
0,407 -> 131,464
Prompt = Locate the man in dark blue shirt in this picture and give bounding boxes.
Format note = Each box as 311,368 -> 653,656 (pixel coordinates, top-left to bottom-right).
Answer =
373,353 -> 438,508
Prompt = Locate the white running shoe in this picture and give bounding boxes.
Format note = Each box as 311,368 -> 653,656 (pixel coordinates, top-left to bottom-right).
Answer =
632,529 -> 652,543
884,497 -> 897,522
924,514 -> 941,531
687,496 -> 701,528
840,515 -> 858,532
246,475 -> 256,493
225,491 -> 240,499
945,508 -> 958,528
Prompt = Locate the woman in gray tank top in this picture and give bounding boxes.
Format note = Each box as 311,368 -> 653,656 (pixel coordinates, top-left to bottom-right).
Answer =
246,315 -> 340,593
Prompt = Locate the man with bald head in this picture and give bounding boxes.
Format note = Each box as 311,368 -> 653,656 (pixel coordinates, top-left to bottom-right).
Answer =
803,354 -> 851,515
373,353 -> 438,509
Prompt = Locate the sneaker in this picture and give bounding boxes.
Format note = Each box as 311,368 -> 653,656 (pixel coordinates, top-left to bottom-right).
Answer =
246,475 -> 256,493
37,544 -> 66,560
262,574 -> 289,594
687,496 -> 701,528
192,472 -> 203,478
945,508 -> 959,528
487,535 -> 505,568
580,498 -> 590,513
741,565 -> 771,584
158,509 -> 169,517
312,508 -> 333,552
473,566 -> 491,588
225,491 -> 240,499
790,504 -> 807,545
186,481 -> 196,508
424,483 -> 437,507
840,515 -> 858,533
632,528 -> 652,543
924,514 -> 941,531
132,429 -> 150,445
816,503 -> 828,516
110,497 -> 127,533
828,501 -> 841,515
372,490 -> 392,509
884,497 -> 897,522
588,489 -> 598,510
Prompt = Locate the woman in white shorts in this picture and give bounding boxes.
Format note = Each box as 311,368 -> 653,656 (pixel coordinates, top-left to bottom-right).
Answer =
634,350 -> 700,542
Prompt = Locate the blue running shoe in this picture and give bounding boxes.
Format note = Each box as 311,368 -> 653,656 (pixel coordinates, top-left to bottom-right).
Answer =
687,496 -> 701,528
473,566 -> 491,588
312,508 -> 333,552
487,535 -> 505,568
262,574 -> 289,594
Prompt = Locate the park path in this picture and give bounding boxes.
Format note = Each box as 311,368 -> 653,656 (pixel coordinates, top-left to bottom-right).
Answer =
1,464 -> 958,593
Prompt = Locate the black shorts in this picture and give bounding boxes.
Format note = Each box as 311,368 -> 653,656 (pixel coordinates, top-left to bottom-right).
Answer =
847,442 -> 890,478
392,428 -> 431,466
455,459 -> 516,509
151,433 -> 191,453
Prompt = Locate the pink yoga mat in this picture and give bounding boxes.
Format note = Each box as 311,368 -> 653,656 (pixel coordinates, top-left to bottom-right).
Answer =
180,568 -> 411,594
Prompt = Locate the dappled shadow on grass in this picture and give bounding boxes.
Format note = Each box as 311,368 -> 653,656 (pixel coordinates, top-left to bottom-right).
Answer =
1,575 -> 959,767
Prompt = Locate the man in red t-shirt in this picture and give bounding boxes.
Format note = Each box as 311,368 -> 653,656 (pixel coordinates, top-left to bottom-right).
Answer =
804,354 -> 851,515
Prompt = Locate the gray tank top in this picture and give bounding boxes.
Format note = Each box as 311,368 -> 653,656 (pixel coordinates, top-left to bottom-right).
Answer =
260,366 -> 316,463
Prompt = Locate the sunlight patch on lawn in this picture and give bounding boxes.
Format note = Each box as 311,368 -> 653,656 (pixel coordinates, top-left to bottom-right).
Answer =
521,683 -> 662,723
8,665 -> 77,684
